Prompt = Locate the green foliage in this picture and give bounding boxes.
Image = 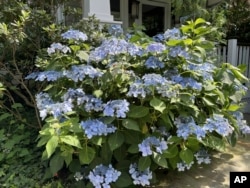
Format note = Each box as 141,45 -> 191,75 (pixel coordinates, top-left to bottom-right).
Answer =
0,124 -> 45,187
224,0 -> 250,42
29,17 -> 249,187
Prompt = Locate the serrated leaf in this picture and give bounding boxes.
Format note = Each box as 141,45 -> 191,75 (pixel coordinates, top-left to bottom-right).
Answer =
46,136 -> 59,158
79,146 -> 95,164
108,131 -> 124,151
50,153 -> 64,175
152,152 -> 168,168
138,156 -> 151,171
179,148 -> 193,164
127,105 -> 149,118
122,119 -> 140,131
163,145 -> 178,158
150,98 -> 166,113
76,50 -> 89,61
115,172 -> 133,188
60,135 -> 82,148
128,144 -> 139,153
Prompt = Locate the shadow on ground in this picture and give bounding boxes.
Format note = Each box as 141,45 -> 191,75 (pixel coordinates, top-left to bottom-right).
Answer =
154,136 -> 250,188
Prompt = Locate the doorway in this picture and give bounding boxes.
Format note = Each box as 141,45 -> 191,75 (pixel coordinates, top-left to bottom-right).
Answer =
139,0 -> 170,36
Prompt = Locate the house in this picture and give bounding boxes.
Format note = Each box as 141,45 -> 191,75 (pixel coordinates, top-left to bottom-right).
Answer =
57,0 -> 223,36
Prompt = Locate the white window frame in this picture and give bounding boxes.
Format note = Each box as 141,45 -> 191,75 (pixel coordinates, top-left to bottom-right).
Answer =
138,0 -> 171,30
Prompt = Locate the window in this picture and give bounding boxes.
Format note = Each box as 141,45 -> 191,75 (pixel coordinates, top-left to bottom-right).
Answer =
110,0 -> 121,21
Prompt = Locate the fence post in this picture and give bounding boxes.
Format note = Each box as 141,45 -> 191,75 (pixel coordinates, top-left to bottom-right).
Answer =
227,39 -> 237,66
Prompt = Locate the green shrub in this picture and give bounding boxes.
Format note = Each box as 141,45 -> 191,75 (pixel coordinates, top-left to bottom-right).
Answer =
27,18 -> 249,187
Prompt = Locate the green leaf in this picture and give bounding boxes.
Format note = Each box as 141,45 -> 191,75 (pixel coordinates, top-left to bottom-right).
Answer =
114,144 -> 127,161
124,130 -> 142,144
169,155 -> 180,169
183,38 -> 193,45
179,148 -> 193,164
60,135 -> 82,148
79,146 -> 95,164
194,18 -> 206,26
50,153 -> 64,175
201,135 -> 225,152
46,136 -> 59,158
122,119 -> 140,131
150,98 -> 166,113
128,144 -> 139,153
70,45 -> 80,52
152,152 -> 168,168
69,159 -> 81,172
127,105 -> 149,118
163,145 -> 178,158
0,113 -> 12,122
11,103 -> 23,109
108,131 -> 124,151
115,172 -> 133,188
186,137 -> 200,151
138,156 -> 151,171
101,141 -> 112,164
91,136 -> 103,146
76,50 -> 89,61
61,150 -> 73,166
167,39 -> 181,46
227,104 -> 240,111
202,97 -> 215,106
93,89 -> 103,98
167,136 -> 182,144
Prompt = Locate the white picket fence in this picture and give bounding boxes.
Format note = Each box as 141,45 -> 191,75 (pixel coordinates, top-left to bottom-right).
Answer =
217,39 -> 250,113
217,39 -> 250,77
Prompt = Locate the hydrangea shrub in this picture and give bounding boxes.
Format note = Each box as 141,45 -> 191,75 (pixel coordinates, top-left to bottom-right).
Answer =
27,18 -> 250,187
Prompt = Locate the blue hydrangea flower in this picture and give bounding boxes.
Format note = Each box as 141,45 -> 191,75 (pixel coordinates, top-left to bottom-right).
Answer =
62,88 -> 86,103
152,34 -> 165,42
203,114 -> 234,136
146,42 -> 166,53
61,29 -> 88,41
164,28 -> 182,40
108,24 -> 123,37
142,73 -> 166,86
88,164 -> 121,188
168,46 -> 190,59
233,111 -> 250,134
186,63 -> 216,81
138,136 -> 168,156
176,161 -> 194,171
36,92 -> 73,120
174,116 -> 206,140
156,81 -> 179,98
26,71 -> 62,82
194,149 -> 211,165
47,43 -> 71,55
103,99 -> 130,118
171,75 -> 202,91
89,38 -> 142,62
84,96 -> 104,112
129,163 -> 152,187
127,80 -> 147,98
80,119 -> 117,139
64,65 -> 103,82
145,56 -> 165,69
